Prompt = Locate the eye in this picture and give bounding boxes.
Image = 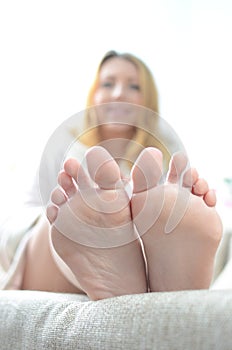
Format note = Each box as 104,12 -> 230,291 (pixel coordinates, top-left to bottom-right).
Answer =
129,84 -> 140,91
101,81 -> 114,88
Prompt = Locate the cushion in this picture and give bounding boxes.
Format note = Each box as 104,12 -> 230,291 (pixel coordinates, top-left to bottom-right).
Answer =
1,289 -> 232,349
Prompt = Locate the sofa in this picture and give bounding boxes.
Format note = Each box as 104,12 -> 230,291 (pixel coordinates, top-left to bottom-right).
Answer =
0,211 -> 232,350
1,288 -> 232,350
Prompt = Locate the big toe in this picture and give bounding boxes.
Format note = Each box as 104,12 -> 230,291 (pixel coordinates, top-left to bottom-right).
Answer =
131,147 -> 163,193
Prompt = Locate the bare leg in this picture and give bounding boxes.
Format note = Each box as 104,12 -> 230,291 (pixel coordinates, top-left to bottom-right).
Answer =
48,146 -> 147,300
131,148 -> 223,292
21,215 -> 82,293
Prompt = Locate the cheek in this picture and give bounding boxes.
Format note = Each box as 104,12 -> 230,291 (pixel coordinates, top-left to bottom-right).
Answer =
132,93 -> 144,105
93,90 -> 106,105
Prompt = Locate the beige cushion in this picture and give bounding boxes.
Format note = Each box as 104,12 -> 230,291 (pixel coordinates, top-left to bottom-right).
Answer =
0,289 -> 232,350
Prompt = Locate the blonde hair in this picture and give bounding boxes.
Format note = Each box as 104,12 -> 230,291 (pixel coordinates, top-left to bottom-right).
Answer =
77,51 -> 171,169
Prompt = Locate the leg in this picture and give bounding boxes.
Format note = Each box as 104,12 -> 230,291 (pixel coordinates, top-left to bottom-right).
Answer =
131,148 -> 222,292
21,215 -> 82,293
48,146 -> 147,300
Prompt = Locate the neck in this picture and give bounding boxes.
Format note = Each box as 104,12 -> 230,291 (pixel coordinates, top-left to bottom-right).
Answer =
98,137 -> 132,161
97,125 -> 136,161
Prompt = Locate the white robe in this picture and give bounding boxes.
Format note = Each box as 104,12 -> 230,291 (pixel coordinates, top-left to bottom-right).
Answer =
0,121 -> 90,290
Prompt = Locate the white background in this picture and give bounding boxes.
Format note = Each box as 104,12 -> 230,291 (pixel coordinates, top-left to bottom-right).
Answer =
0,0 -> 232,215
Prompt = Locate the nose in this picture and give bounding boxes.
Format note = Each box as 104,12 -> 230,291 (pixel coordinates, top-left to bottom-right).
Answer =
111,84 -> 127,101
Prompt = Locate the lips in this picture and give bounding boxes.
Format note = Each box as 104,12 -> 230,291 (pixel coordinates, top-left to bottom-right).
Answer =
96,103 -> 137,125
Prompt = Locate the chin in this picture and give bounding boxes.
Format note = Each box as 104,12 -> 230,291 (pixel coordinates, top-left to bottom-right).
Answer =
101,124 -> 135,139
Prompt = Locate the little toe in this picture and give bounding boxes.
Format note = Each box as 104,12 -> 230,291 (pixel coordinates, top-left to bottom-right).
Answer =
166,152 -> 189,185
86,146 -> 121,190
132,147 -> 163,193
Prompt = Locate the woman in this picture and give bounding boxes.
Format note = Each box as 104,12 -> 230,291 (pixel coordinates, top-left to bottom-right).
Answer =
39,51 -> 182,207
77,50 -> 181,171
0,51 -> 222,299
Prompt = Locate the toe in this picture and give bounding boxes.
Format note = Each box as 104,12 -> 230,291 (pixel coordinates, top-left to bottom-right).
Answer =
166,152 -> 189,185
64,158 -> 91,189
204,189 -> 217,207
86,146 -> 121,190
132,147 -> 163,193
51,187 -> 67,206
164,152 -> 193,234
64,158 -> 80,179
192,176 -> 217,207
47,204 -> 58,223
47,186 -> 67,223
58,171 -> 77,198
183,168 -> 199,188
193,178 -> 209,196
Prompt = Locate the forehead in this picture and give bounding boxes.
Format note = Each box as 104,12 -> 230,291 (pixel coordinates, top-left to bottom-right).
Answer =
99,57 -> 139,80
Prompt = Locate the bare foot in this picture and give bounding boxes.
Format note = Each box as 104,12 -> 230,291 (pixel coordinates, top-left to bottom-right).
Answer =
131,148 -> 223,292
47,146 -> 147,300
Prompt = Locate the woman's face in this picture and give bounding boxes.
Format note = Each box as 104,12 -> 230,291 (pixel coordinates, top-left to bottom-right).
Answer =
93,57 -> 143,106
92,57 -> 144,139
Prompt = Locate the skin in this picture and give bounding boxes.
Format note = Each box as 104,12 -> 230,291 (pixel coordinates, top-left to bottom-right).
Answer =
22,57 -> 145,293
21,57 -> 222,299
93,57 -> 144,107
47,146 -> 222,300
93,57 -> 144,156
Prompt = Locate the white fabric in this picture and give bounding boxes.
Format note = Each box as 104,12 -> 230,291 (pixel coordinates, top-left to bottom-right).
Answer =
0,208 -> 41,289
0,120 -> 89,289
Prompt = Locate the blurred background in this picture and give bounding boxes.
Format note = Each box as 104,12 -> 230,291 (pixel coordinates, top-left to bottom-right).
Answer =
0,0 -> 232,217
